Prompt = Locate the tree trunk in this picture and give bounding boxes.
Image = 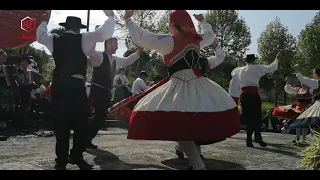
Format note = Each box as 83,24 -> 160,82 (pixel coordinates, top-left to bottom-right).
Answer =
274,80 -> 278,107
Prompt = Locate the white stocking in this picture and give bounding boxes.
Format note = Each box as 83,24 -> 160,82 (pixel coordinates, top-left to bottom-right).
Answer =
178,141 -> 205,170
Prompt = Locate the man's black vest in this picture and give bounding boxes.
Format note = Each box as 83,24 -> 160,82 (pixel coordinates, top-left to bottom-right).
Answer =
52,33 -> 87,78
92,52 -> 116,89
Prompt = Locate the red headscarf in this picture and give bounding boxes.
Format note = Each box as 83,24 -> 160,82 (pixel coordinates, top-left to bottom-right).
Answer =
169,10 -> 202,40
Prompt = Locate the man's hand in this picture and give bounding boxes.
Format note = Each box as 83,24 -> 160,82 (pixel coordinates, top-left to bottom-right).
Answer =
212,39 -> 218,49
193,14 -> 204,22
124,10 -> 134,20
276,49 -> 283,60
294,64 -> 300,73
103,10 -> 114,17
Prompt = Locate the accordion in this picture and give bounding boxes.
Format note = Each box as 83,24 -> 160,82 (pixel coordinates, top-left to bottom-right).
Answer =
2,65 -> 19,88
20,71 -> 43,87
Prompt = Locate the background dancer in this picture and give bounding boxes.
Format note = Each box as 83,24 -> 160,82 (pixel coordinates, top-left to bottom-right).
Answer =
132,71 -> 149,95
289,65 -> 320,136
112,10 -> 239,170
273,78 -> 313,143
232,51 -> 282,147
88,37 -> 142,149
36,10 -> 115,170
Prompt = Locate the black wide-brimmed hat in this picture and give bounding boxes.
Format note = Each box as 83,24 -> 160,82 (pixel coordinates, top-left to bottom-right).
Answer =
18,55 -> 32,64
59,16 -> 87,29
245,54 -> 257,63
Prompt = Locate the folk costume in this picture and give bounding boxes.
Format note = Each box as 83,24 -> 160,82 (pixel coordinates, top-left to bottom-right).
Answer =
109,10 -> 240,170
229,71 -> 241,104
273,84 -> 312,120
113,67 -> 132,104
36,12 -> 115,170
289,73 -> 320,130
88,40 -> 141,149
232,54 -> 279,147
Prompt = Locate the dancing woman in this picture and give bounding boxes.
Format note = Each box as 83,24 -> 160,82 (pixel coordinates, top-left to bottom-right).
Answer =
289,65 -> 320,133
111,10 -> 240,170
273,80 -> 313,143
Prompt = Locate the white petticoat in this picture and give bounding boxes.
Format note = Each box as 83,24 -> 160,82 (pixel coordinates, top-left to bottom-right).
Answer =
133,69 -> 237,113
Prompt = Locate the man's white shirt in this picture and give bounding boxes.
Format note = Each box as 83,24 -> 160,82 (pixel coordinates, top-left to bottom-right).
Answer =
132,77 -> 149,95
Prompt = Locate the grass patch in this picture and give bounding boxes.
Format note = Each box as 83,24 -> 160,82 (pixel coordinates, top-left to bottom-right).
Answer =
262,102 -> 275,114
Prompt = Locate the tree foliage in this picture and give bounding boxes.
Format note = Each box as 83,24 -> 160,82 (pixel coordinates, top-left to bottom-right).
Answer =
202,10 -> 251,63
257,17 -> 297,76
295,12 -> 320,76
257,17 -> 297,106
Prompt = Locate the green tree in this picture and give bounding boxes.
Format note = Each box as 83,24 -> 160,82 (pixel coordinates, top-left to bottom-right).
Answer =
201,10 -> 251,62
257,17 -> 297,106
116,10 -> 162,77
295,11 -> 320,76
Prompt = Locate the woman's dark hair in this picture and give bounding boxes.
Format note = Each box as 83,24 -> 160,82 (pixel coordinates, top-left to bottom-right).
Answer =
315,66 -> 320,76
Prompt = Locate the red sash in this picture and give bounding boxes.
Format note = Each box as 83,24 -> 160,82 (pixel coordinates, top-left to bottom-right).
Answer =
240,86 -> 258,95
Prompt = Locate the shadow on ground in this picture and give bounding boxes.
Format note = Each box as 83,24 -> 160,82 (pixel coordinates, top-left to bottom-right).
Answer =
86,148 -> 172,170
161,158 -> 246,170
230,136 -> 302,159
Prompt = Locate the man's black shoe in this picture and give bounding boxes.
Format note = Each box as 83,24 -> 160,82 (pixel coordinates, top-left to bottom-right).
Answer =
68,158 -> 93,170
87,142 -> 98,149
175,150 -> 184,159
246,141 -> 254,147
54,164 -> 66,170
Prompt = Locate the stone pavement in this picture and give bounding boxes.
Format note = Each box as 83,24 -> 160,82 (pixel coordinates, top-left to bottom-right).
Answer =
0,125 -> 309,170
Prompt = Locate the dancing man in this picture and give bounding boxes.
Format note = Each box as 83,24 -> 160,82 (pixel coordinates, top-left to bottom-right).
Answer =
132,71 -> 149,95
110,10 -> 239,170
232,51 -> 282,147
88,37 -> 142,149
36,10 -> 115,170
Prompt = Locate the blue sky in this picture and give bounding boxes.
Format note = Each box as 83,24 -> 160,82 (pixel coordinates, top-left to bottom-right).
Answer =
31,10 -> 318,57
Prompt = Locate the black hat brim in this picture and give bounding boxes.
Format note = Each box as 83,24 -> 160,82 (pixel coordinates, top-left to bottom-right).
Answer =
59,22 -> 87,29
18,58 -> 31,64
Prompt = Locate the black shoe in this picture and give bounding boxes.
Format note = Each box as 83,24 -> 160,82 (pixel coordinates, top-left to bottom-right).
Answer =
186,166 -> 193,170
200,154 -> 205,159
54,164 -> 66,170
87,142 -> 98,149
246,141 -> 254,147
175,150 -> 184,159
257,140 -> 267,147
292,138 -> 300,143
68,158 -> 93,170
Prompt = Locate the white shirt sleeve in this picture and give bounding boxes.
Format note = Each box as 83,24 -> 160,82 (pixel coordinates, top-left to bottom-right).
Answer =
125,18 -> 174,55
207,47 -> 226,69
257,59 -> 279,75
284,84 -> 298,95
199,20 -> 215,49
115,50 -> 141,70
296,73 -> 320,89
36,22 -> 55,53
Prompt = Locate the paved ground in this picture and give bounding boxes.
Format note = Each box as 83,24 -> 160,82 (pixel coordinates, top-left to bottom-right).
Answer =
0,120 -> 310,170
